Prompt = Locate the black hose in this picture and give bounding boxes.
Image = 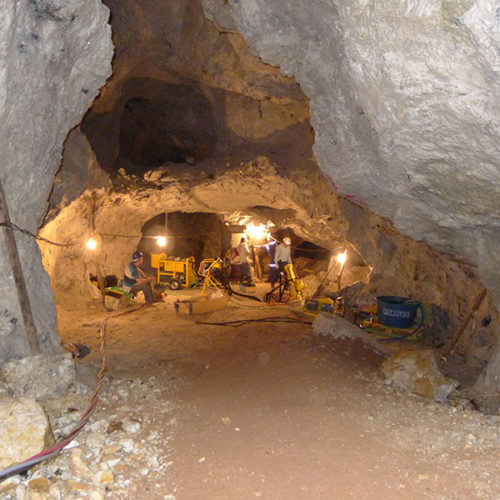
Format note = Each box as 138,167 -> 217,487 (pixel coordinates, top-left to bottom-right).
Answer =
211,267 -> 262,302
196,316 -> 312,327
226,284 -> 262,302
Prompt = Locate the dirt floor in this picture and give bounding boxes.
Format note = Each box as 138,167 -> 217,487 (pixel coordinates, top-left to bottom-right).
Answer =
3,285 -> 499,499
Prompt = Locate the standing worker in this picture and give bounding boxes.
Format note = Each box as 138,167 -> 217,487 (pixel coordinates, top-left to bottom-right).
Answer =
256,234 -> 278,287
236,237 -> 253,285
275,237 -> 293,276
123,251 -> 155,305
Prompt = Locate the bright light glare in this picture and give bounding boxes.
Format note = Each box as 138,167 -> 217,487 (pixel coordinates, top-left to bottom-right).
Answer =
156,236 -> 167,247
337,251 -> 347,265
245,222 -> 268,242
86,237 -> 97,251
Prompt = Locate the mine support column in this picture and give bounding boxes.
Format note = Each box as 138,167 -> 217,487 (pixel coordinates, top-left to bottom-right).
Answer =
0,175 -> 41,355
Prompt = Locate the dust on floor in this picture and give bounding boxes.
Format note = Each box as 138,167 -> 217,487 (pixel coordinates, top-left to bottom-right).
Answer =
2,289 -> 499,499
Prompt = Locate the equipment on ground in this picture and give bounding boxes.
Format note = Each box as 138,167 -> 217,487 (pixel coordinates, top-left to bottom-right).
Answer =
175,292 -> 229,315
376,296 -> 420,329
304,296 -> 345,317
198,258 -> 225,294
151,253 -> 197,290
284,263 -> 306,303
265,263 -> 306,304
355,301 -> 428,342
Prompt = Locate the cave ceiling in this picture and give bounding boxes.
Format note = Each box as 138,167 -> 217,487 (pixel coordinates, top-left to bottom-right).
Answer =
76,0 -> 500,307
202,0 -> 500,307
81,0 -> 310,177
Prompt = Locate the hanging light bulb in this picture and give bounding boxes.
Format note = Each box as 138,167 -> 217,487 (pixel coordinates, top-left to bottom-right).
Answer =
156,235 -> 167,247
336,251 -> 347,265
245,222 -> 267,243
86,237 -> 97,251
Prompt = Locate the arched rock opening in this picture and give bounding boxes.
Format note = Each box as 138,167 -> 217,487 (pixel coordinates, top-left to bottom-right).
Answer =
0,0 -> 497,416
38,0 -> 500,408
138,211 -> 230,268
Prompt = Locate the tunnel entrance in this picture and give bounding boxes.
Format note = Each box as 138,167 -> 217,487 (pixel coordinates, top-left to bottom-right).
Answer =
34,0 -> 500,426
137,211 -> 230,273
119,82 -> 218,168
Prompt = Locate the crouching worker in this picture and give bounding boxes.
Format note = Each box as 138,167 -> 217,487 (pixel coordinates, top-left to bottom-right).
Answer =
123,251 -> 154,305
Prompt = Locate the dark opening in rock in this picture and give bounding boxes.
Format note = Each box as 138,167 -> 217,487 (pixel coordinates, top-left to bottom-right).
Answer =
119,81 -> 217,168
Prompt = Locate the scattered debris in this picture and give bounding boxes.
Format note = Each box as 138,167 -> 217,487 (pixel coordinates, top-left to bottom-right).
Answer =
381,349 -> 459,401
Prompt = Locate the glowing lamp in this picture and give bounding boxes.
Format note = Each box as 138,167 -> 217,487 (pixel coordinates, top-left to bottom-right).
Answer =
245,222 -> 268,243
156,236 -> 167,247
337,251 -> 347,266
86,237 -> 97,251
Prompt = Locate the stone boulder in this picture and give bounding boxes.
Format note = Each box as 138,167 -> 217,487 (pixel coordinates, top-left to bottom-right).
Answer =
0,396 -> 54,469
313,313 -> 391,357
0,354 -> 75,401
381,350 -> 459,402
0,0 -> 113,363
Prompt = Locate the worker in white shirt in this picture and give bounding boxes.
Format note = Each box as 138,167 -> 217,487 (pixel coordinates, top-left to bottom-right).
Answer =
275,237 -> 292,275
236,237 -> 252,283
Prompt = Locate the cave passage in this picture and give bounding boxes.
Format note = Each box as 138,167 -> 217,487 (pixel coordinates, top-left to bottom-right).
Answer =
2,0 -> 500,497
119,82 -> 218,168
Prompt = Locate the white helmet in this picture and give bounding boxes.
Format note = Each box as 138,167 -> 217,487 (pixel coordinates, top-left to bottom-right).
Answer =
283,237 -> 291,246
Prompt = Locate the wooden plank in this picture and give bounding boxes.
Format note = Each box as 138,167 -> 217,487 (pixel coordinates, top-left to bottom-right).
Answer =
0,176 -> 40,354
175,294 -> 228,315
442,288 -> 487,357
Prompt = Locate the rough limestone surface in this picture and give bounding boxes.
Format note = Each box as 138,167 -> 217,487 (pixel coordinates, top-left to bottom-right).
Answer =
381,350 -> 460,402
39,158 -> 487,334
0,396 -> 53,469
0,353 -> 75,400
0,0 -> 113,362
203,0 -> 500,415
80,0 -> 309,174
204,0 -> 500,305
45,127 -> 111,223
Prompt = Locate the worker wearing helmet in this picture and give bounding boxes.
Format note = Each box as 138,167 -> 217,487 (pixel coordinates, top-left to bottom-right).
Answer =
275,237 -> 293,275
123,251 -> 154,304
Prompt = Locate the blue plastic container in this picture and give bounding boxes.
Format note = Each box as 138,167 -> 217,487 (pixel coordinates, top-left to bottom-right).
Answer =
377,296 -> 419,328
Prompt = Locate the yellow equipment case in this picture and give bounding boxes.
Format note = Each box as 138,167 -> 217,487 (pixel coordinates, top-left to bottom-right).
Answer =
151,253 -> 197,290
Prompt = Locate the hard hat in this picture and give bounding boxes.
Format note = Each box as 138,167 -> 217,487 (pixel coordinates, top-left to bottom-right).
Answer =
283,237 -> 291,246
132,251 -> 143,261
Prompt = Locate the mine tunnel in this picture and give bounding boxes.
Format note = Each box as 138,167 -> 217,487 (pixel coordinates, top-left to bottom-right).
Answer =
1,0 -> 499,498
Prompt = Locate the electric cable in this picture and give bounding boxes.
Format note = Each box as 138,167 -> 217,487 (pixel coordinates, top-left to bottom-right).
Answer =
207,266 -> 263,303
224,284 -> 262,302
195,316 -> 312,327
228,295 -> 292,311
0,221 -> 76,247
0,304 -> 144,482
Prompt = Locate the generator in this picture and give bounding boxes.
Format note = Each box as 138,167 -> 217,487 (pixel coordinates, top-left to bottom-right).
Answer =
150,254 -> 197,290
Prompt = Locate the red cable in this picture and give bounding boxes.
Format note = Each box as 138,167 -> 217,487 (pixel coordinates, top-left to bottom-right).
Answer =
0,305 -> 144,481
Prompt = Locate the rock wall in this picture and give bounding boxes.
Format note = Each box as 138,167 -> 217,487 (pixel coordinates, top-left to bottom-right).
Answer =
203,0 -> 500,412
0,0 -> 113,361
81,0 -> 309,174
40,158 -> 489,334
203,0 -> 500,305
45,127 -> 111,223
41,152 -> 498,406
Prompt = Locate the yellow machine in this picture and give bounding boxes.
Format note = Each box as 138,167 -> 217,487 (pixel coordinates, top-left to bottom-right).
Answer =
284,263 -> 307,304
303,296 -> 345,317
151,253 -> 197,290
198,258 -> 225,295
